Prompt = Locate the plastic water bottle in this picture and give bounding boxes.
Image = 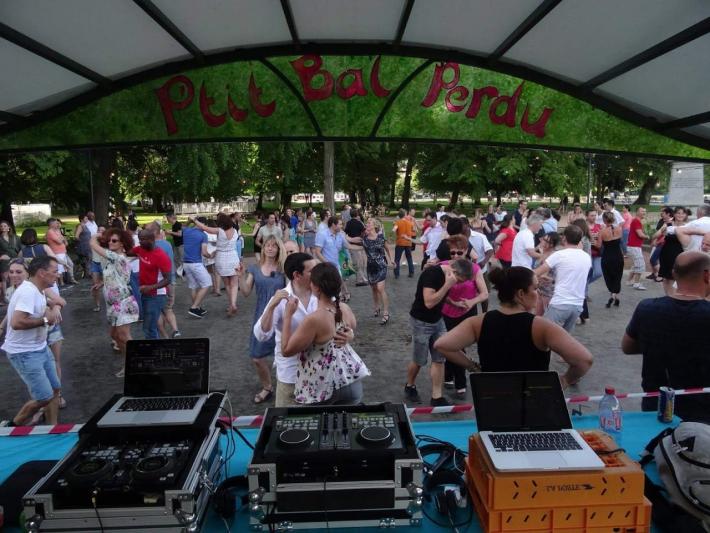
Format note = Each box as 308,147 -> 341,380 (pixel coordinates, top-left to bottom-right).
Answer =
599,387 -> 623,437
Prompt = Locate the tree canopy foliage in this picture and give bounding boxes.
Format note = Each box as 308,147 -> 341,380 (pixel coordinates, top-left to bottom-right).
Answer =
1,141 -> 683,226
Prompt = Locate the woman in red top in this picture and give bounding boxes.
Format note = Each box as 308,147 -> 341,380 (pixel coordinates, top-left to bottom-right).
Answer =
494,214 -> 516,270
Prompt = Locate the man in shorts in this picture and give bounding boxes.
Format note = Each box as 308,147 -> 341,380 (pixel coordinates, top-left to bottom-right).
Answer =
132,229 -> 172,339
2,256 -> 63,426
626,207 -> 649,290
147,222 -> 181,337
182,217 -> 212,318
405,258 -> 473,407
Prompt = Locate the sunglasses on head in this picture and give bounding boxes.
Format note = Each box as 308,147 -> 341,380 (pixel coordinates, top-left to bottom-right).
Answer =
450,250 -> 465,256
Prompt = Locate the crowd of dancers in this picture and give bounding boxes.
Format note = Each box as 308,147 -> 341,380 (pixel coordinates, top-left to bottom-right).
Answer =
1,199 -> 710,426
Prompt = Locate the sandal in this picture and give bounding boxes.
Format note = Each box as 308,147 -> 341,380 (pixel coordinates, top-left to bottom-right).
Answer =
253,388 -> 273,404
373,308 -> 381,317
380,313 -> 390,325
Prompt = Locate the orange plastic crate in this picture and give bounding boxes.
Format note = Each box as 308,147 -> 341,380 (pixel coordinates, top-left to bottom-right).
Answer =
467,431 -> 645,510
467,461 -> 651,533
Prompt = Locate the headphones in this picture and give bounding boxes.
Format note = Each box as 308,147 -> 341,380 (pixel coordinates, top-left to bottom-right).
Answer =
212,475 -> 249,519
424,470 -> 467,516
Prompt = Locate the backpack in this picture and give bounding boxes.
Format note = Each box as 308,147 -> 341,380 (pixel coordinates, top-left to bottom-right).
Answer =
641,422 -> 710,532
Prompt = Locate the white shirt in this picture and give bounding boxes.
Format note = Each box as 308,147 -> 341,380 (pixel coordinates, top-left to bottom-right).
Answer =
495,211 -> 507,222
545,248 -> 591,307
597,209 -> 624,226
685,216 -> 710,251
435,210 -> 446,220
511,228 -> 536,269
421,224 -> 445,258
85,220 -> 98,236
468,232 -> 493,273
1,280 -> 48,354
253,282 -> 318,384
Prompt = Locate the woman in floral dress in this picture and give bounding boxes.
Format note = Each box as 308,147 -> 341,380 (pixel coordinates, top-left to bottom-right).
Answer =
90,229 -> 139,377
281,262 -> 370,405
361,218 -> 394,325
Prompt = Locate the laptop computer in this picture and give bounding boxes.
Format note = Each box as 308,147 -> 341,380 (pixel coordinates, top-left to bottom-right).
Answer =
470,371 -> 604,471
97,338 -> 210,428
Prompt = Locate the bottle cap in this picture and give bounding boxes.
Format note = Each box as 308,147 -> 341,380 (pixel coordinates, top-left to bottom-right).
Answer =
605,387 -> 615,395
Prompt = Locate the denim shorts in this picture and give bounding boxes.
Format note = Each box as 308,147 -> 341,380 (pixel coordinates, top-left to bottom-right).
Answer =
7,346 -> 61,401
409,316 -> 447,366
90,261 -> 103,274
47,324 -> 64,346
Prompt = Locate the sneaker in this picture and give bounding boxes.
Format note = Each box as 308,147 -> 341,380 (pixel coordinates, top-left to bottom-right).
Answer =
443,380 -> 455,389
188,308 -> 205,318
404,384 -> 421,403
172,330 -> 182,338
633,283 -> 647,291
430,396 -> 452,407
198,307 -> 208,315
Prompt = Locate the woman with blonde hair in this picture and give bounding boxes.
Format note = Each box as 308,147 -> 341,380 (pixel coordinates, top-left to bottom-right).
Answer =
361,217 -> 394,324
239,235 -> 287,403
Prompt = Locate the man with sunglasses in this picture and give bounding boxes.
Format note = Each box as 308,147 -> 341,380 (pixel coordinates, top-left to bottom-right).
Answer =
2,256 -> 63,426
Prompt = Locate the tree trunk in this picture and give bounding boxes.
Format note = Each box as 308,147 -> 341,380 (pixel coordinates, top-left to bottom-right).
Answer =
256,192 -> 264,211
401,155 -> 415,210
92,149 -> 115,225
634,177 -> 658,205
495,190 -> 502,207
573,194 -> 580,204
323,141 -> 335,212
448,184 -> 462,210
374,184 -> 381,207
1,199 -> 13,229
388,176 -> 397,208
348,190 -> 357,204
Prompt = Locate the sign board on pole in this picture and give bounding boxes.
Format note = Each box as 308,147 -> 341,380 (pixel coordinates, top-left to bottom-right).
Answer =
668,162 -> 704,206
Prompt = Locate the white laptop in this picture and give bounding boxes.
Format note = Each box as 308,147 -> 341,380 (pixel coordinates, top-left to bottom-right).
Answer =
97,338 -> 209,427
470,371 -> 604,471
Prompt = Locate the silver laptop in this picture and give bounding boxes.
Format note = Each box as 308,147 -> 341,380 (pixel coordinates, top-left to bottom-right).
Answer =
97,338 -> 209,427
470,371 -> 604,471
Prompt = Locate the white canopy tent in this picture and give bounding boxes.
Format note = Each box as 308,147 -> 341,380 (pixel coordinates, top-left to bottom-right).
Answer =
0,0 -> 708,150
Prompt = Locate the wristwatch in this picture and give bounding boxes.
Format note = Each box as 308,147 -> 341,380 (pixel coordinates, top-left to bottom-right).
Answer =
42,317 -> 49,327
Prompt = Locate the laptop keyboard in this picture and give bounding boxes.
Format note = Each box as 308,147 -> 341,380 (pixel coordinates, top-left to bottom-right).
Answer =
490,432 -> 582,452
117,397 -> 199,412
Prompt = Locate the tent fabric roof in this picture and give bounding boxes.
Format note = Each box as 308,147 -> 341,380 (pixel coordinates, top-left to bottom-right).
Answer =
1,0 -> 709,150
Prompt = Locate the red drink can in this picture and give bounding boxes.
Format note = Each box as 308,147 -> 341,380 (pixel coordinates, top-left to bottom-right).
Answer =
657,387 -> 675,423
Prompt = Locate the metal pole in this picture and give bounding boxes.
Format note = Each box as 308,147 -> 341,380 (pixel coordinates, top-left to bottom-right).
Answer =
87,150 -> 95,212
586,154 -> 593,209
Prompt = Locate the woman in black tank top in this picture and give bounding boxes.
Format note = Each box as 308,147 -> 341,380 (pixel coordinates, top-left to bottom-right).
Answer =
433,267 -> 592,388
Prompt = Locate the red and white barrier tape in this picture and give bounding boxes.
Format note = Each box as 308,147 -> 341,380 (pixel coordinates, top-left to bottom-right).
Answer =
3,387 -> 709,436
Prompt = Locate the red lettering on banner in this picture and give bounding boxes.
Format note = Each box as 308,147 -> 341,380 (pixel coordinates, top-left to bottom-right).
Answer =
421,63 -> 554,138
466,86 -> 499,119
249,74 -> 276,117
290,55 -> 334,102
489,82 -> 523,128
421,62 -> 460,107
199,83 -> 226,127
227,94 -> 248,122
370,56 -> 391,97
155,75 -> 194,135
336,69 -> 368,99
521,105 -> 554,138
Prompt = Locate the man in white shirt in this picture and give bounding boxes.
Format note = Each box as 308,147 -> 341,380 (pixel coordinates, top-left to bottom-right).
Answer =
672,204 -> 710,251
2,256 -> 63,426
435,204 -> 446,220
421,216 -> 447,266
603,198 -> 625,226
512,214 -> 543,269
253,253 -> 353,406
534,225 -> 591,332
468,230 -> 494,312
85,211 -> 99,236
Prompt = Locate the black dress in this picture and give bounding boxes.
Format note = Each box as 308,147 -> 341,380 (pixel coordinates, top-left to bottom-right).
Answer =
477,311 -> 550,372
601,238 -> 624,293
658,232 -> 683,280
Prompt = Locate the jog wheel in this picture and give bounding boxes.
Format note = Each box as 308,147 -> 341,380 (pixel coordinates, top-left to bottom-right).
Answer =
278,428 -> 311,449
357,426 -> 393,447
132,455 -> 175,481
65,457 -> 113,487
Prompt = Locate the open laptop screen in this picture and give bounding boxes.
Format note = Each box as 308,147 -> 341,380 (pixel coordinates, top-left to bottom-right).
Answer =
471,371 -> 572,432
124,339 -> 209,397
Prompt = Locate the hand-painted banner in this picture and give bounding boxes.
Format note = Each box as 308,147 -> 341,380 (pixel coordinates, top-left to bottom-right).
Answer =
1,55 -> 709,160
